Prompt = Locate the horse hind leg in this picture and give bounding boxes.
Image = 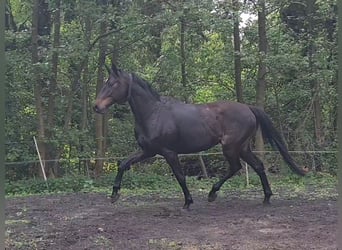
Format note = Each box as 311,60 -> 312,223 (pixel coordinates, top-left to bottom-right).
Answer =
240,148 -> 273,204
208,148 -> 243,202
162,150 -> 193,209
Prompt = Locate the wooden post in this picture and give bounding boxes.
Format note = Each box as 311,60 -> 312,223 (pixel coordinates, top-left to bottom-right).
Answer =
245,161 -> 249,187
198,155 -> 208,179
33,136 -> 48,183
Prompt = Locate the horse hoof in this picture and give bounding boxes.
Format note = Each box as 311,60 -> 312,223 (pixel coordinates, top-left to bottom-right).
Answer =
111,193 -> 121,203
182,199 -> 193,210
208,192 -> 217,202
183,203 -> 192,210
263,200 -> 271,206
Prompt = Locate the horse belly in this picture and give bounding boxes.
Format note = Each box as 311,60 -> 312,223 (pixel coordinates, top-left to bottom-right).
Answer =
171,125 -> 219,154
164,108 -> 219,153
173,140 -> 217,154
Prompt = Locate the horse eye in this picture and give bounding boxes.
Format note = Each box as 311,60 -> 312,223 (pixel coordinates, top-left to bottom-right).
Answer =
106,80 -> 115,87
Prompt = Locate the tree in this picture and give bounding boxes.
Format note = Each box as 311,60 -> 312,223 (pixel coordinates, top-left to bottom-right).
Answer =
180,6 -> 188,101
233,0 -> 243,103
5,0 -> 338,180
5,0 -> 17,31
255,0 -> 268,154
47,0 -> 61,177
31,0 -> 46,178
94,4 -> 109,177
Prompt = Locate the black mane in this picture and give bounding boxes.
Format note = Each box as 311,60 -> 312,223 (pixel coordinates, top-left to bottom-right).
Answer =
132,73 -> 160,101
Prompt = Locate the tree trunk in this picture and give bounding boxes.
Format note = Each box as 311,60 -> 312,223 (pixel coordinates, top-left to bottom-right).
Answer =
233,0 -> 243,103
32,0 -> 46,178
81,17 -> 90,132
306,0 -> 324,147
32,0 -> 53,177
47,0 -> 60,129
46,0 -> 61,177
313,95 -> 323,146
180,9 -> 187,101
80,17 -> 92,174
255,0 -> 268,155
94,18 -> 108,177
37,0 -> 51,36
5,0 -> 17,31
64,67 -> 79,128
273,84 -> 284,136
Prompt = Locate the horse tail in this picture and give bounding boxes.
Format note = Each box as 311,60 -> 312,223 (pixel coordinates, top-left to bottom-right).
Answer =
249,106 -> 306,176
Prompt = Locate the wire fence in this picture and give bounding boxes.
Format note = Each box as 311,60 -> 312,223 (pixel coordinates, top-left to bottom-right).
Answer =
5,136 -> 338,181
5,150 -> 338,178
6,136 -> 337,166
4,150 -> 338,166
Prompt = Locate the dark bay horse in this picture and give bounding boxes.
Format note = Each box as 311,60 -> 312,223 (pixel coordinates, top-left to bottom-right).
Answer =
94,63 -> 305,209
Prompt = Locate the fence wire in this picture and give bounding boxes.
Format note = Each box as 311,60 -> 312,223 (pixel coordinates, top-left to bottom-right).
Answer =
5,150 -> 338,166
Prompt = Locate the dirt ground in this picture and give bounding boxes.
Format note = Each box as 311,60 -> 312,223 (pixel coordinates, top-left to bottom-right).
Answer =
5,191 -> 337,250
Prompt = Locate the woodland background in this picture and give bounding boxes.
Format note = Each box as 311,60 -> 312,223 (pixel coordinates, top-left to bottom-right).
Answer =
5,0 -> 337,181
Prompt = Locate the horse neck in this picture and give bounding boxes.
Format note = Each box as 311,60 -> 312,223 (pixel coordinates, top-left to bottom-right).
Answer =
128,82 -> 160,124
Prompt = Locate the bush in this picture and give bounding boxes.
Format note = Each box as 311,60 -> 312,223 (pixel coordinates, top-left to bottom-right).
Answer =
5,171 -> 337,200
5,176 -> 89,196
5,172 -> 179,196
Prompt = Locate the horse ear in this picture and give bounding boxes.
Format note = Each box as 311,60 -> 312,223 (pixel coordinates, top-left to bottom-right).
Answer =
111,63 -> 119,76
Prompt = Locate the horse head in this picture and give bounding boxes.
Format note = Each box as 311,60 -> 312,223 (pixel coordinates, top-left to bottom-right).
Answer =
93,63 -> 131,114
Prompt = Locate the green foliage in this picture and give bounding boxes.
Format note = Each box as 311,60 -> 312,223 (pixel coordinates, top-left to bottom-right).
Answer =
5,0 -> 337,179
5,176 -> 88,195
5,172 -> 337,202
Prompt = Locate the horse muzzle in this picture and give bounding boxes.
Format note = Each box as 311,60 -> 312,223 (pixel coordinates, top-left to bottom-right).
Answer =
93,104 -> 106,114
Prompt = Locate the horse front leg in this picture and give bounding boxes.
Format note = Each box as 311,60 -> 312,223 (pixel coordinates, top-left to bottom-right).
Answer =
111,150 -> 155,203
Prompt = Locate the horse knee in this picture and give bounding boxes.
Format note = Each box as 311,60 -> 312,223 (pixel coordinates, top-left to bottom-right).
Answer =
119,161 -> 131,171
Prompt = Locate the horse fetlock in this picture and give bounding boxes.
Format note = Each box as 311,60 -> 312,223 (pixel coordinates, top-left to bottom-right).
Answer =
263,192 -> 272,205
208,191 -> 218,202
112,185 -> 121,192
183,200 -> 193,209
111,192 -> 121,203
181,195 -> 193,209
111,186 -> 121,201
265,191 -> 273,198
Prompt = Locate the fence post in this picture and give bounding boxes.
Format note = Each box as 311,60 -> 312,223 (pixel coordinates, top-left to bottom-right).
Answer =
198,154 -> 209,179
244,161 -> 249,187
33,136 -> 48,185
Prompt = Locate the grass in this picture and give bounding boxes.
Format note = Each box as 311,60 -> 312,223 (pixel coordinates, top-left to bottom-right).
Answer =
5,170 -> 337,201
148,238 -> 184,250
5,219 -> 31,225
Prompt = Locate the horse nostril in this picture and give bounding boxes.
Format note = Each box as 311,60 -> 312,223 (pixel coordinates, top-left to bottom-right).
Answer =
93,105 -> 98,112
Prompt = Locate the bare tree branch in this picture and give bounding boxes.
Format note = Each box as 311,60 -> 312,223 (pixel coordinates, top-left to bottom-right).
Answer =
88,21 -> 150,52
